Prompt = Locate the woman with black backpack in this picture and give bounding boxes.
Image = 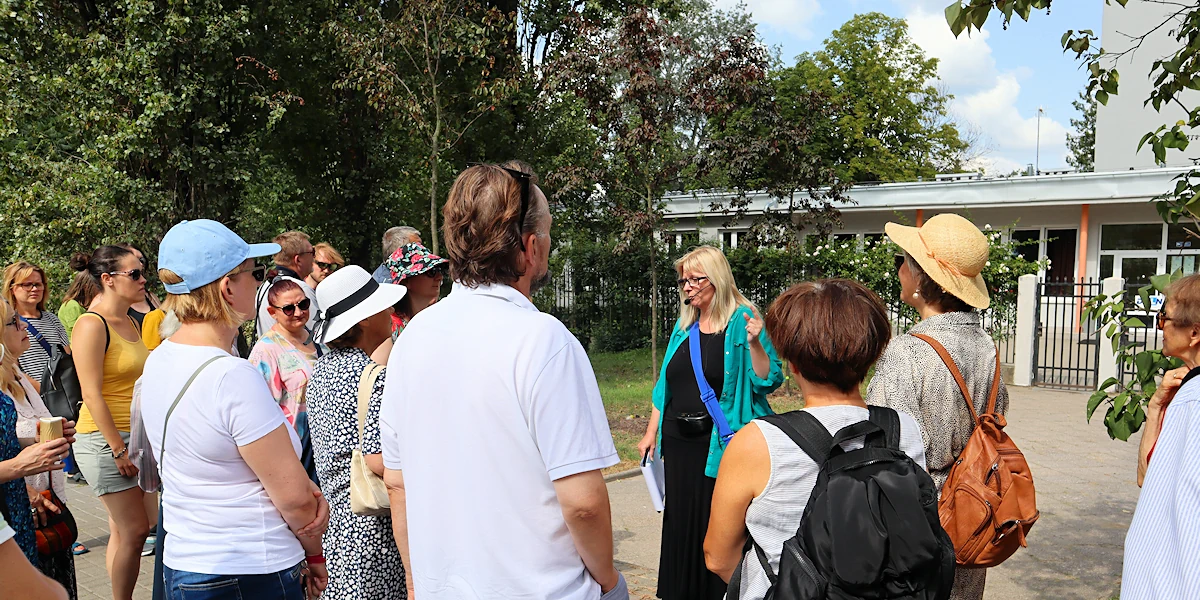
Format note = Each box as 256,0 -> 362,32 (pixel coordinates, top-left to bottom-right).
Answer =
705,279 -> 947,600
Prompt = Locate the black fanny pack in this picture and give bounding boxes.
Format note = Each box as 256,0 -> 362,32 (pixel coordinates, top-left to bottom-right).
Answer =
675,411 -> 713,437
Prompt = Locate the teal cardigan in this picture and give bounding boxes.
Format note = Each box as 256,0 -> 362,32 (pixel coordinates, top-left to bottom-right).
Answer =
652,304 -> 785,478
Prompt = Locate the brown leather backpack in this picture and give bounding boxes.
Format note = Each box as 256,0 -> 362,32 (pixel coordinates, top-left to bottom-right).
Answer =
912,334 -> 1039,568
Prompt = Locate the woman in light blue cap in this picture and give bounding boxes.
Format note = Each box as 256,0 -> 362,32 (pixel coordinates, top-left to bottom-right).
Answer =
136,220 -> 330,599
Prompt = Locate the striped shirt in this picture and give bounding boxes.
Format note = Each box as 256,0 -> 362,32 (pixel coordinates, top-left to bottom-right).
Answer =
1123,370 -> 1200,598
16,311 -> 69,382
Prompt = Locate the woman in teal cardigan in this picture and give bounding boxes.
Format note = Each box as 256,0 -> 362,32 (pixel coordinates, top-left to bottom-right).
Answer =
637,245 -> 784,600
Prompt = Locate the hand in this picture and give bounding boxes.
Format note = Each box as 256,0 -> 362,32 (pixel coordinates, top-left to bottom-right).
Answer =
636,430 -> 656,463
114,454 -> 139,478
62,420 -> 76,445
1151,367 -> 1191,413
304,562 -> 328,598
27,488 -> 59,527
744,309 -> 764,345
297,489 -> 330,539
12,438 -> 69,477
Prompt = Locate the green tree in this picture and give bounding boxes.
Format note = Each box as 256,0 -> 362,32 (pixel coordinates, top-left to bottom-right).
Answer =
776,13 -> 969,184
1066,89 -> 1096,172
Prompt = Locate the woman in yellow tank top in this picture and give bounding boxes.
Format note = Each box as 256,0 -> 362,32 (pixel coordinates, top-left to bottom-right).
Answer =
72,245 -> 151,600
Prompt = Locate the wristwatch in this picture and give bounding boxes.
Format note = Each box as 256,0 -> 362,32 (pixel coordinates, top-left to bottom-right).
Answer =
112,447 -> 128,460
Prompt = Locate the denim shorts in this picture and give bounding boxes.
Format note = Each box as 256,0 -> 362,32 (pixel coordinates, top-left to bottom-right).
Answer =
164,561 -> 304,600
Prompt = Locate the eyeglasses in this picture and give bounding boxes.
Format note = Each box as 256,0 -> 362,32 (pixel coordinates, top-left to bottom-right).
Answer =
299,249 -> 316,257
229,265 -> 268,283
108,269 -> 145,281
5,316 -> 18,329
423,269 -> 444,279
1158,310 -> 1180,330
271,298 -> 311,316
677,276 -> 709,289
315,261 -> 340,272
12,282 -> 44,291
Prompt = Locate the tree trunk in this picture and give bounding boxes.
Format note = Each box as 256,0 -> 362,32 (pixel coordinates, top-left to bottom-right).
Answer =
649,191 -> 660,383
429,107 -> 443,255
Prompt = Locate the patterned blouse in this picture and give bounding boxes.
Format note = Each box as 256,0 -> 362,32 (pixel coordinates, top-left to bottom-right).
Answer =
865,311 -> 1008,600
248,329 -> 325,427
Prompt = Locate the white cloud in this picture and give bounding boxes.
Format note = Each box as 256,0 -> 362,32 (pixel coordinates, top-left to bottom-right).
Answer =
716,0 -> 823,40
904,7 -> 1072,172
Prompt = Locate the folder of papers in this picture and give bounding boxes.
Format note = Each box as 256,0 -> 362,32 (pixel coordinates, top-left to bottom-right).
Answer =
641,451 -> 665,512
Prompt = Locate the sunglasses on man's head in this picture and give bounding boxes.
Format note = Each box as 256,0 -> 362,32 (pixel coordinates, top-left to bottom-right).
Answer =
469,163 -> 532,250
316,261 -> 340,272
272,298 -> 311,316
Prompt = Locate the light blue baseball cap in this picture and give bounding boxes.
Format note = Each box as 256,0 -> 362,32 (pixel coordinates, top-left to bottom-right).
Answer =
158,220 -> 281,294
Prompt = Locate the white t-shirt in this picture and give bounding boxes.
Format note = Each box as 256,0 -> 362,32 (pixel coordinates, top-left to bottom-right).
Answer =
381,283 -> 619,600
139,340 -> 304,575
0,514 -> 13,546
255,275 -> 318,338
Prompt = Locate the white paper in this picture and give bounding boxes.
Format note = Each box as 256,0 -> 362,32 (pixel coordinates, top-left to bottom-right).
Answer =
641,452 -> 666,512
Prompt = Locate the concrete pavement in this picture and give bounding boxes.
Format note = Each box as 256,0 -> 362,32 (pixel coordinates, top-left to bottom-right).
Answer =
64,385 -> 1138,599
608,386 -> 1140,600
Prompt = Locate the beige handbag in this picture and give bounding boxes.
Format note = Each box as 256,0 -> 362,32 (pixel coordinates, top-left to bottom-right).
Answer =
350,363 -> 390,516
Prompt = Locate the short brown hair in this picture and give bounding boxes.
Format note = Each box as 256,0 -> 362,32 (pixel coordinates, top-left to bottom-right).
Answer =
765,279 -> 891,393
442,162 -> 547,287
2,261 -> 48,312
906,253 -> 972,313
273,231 -> 311,266
1166,274 -> 1200,326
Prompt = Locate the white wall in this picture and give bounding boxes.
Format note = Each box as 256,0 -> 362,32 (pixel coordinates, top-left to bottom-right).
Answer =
1095,0 -> 1200,171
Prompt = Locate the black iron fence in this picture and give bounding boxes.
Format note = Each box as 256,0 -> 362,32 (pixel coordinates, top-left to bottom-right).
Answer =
1033,280 -> 1102,389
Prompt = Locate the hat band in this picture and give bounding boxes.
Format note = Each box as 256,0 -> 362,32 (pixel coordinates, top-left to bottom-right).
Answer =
312,278 -> 379,342
918,229 -> 967,278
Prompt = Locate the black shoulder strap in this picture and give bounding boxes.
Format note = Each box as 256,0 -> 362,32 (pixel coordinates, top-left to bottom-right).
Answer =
84,311 -> 110,352
760,411 -> 835,466
867,406 -> 902,450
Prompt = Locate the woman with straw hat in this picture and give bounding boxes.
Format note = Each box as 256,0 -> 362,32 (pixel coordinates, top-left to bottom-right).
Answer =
866,213 -> 1008,600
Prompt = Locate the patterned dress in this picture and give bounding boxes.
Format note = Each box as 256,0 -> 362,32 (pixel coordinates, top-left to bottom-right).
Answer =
0,388 -> 37,565
248,329 -> 323,426
307,348 -> 406,600
866,311 -> 1009,600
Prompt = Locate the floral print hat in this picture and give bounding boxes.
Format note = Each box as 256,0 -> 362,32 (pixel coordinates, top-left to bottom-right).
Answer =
386,242 -> 448,284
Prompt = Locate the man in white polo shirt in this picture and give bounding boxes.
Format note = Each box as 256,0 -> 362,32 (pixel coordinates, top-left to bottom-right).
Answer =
380,162 -> 627,600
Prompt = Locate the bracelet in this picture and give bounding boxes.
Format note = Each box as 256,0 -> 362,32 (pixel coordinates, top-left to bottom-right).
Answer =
306,555 -> 326,565
112,447 -> 128,460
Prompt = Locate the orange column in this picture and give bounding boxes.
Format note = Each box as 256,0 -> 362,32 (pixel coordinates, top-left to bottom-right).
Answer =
1075,204 -> 1090,332
916,209 -> 925,227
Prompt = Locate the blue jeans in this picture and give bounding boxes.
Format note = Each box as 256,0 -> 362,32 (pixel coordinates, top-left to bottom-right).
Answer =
163,562 -> 305,600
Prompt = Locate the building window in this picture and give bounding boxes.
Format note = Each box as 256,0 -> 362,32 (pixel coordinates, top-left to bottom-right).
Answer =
1100,224 -> 1164,251
1167,223 -> 1200,250
1044,229 -> 1077,284
833,233 -> 856,248
1010,230 -> 1041,263
721,231 -> 740,249
669,230 -> 700,255
863,233 -> 884,248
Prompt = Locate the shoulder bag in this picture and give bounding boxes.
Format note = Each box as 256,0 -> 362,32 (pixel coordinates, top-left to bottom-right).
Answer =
21,317 -> 82,422
34,489 -> 77,557
350,362 -> 390,516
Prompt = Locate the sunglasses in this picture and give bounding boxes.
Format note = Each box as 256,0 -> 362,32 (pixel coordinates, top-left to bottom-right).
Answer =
271,297 -> 311,316
316,261 -> 341,272
108,269 -> 146,281
1158,310 -> 1179,331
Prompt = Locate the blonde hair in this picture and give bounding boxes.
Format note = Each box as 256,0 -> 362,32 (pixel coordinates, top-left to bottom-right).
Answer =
0,300 -> 26,402
314,243 -> 345,266
158,268 -> 245,329
674,245 -> 756,331
2,261 -> 47,313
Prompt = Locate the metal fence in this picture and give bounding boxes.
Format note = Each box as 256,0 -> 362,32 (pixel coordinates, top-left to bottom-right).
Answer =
1119,282 -> 1165,384
1033,280 -> 1103,389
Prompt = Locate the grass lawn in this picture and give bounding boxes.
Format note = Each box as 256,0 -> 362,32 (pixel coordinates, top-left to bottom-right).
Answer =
591,348 -> 805,475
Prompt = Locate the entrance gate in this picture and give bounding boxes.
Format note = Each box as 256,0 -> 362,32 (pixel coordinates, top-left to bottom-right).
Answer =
1033,280 -> 1102,389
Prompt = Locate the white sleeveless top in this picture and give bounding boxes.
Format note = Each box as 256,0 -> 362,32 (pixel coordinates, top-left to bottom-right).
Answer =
733,406 -> 927,600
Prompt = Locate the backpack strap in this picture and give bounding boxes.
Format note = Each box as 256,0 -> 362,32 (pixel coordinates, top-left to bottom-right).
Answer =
760,412 -> 834,465
751,536 -> 776,585
910,333 -> 979,423
984,346 -> 1002,415
19,316 -> 53,356
867,406 -> 902,450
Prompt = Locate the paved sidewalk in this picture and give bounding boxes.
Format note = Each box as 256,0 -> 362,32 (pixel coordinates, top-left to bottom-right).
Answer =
609,386 -> 1141,600
64,385 -> 1138,599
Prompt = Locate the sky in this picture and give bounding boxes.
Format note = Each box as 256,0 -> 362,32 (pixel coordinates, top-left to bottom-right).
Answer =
715,0 -> 1102,175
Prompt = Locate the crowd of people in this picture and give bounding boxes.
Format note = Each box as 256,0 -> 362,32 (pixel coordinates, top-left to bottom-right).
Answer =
0,159 -> 1188,600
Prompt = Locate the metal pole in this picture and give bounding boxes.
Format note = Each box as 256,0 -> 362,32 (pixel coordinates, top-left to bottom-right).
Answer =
1036,107 -> 1044,175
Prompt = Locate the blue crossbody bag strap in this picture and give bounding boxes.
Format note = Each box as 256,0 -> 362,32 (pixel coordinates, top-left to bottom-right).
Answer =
19,317 -> 53,356
688,322 -> 735,445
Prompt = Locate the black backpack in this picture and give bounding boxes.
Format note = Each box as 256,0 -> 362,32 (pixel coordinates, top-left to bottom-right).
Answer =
728,406 -> 954,600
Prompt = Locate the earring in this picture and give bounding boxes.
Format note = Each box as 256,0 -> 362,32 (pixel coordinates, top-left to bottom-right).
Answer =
913,292 -> 920,299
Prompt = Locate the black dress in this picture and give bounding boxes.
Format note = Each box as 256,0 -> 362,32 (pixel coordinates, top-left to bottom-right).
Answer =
658,329 -> 726,600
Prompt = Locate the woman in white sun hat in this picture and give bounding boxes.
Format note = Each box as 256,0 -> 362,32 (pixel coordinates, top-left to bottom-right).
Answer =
305,265 -> 408,599
866,213 -> 1008,600
137,219 -> 330,599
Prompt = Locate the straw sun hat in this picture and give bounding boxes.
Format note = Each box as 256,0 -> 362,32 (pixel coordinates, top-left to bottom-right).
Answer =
885,213 -> 991,310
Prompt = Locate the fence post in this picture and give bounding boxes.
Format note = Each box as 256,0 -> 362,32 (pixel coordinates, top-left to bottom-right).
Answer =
1013,274 -> 1038,387
1097,277 -> 1125,388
